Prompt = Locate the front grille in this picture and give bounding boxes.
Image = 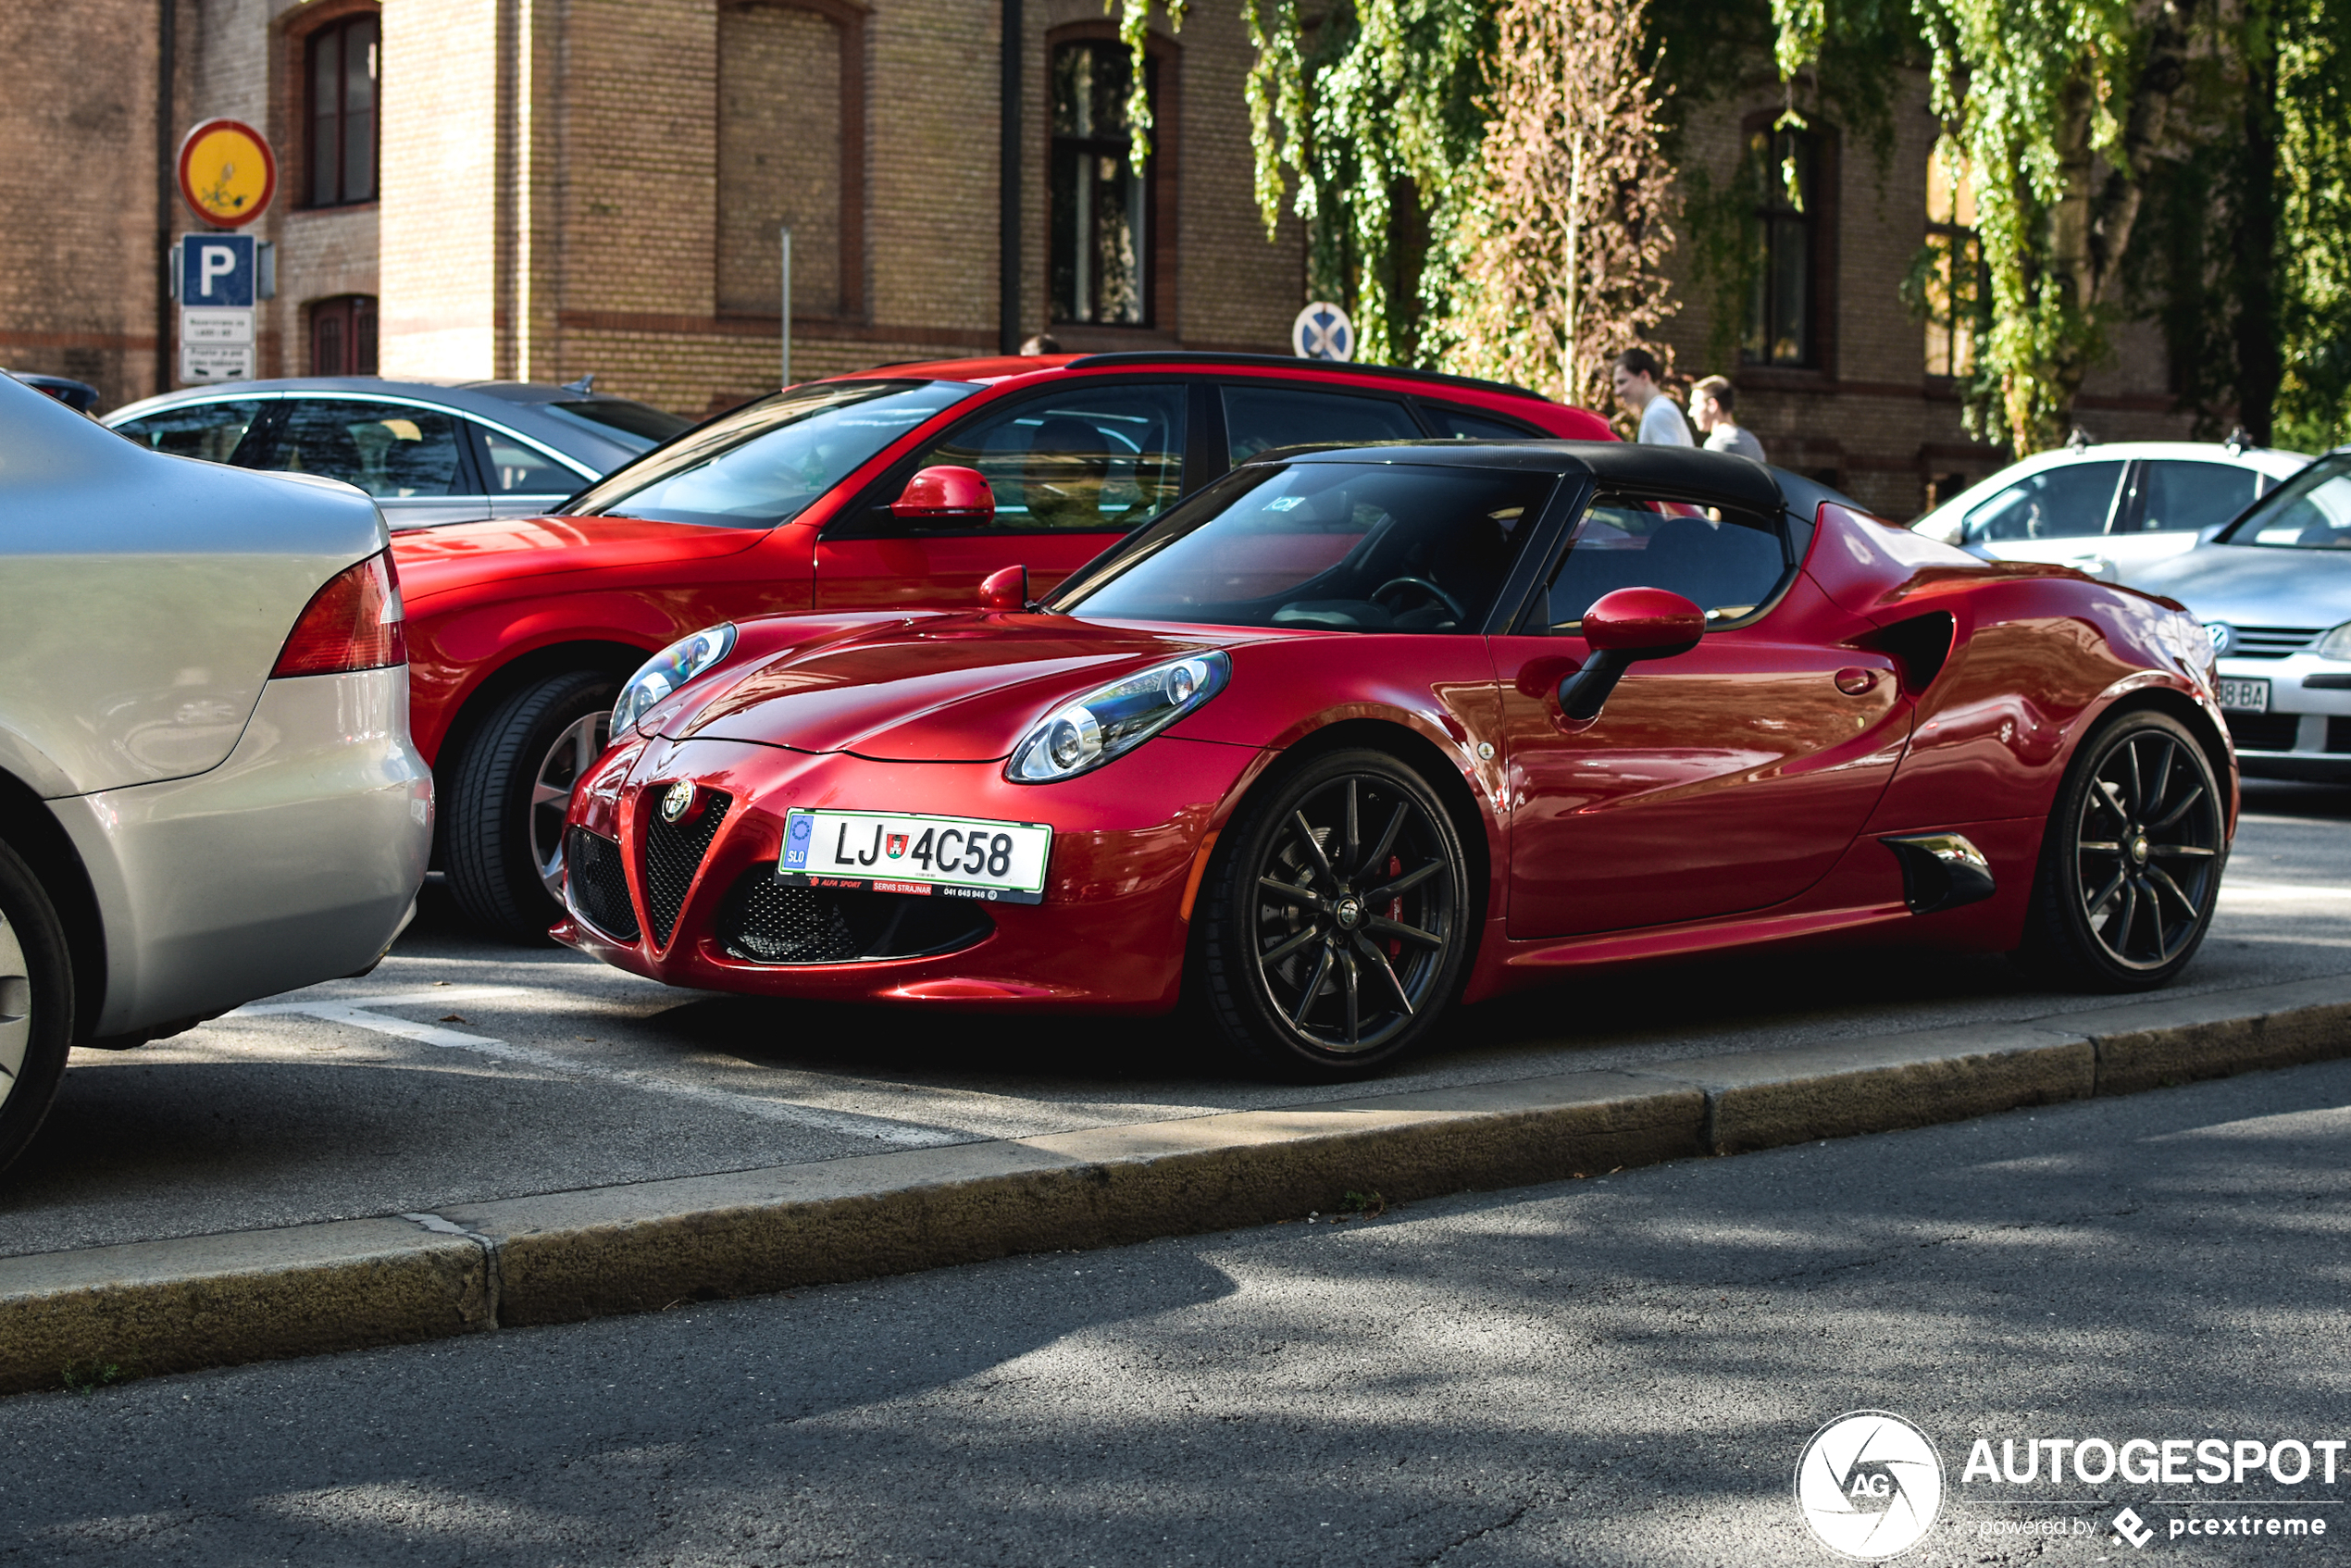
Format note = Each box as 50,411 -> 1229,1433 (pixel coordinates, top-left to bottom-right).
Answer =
566,827 -> 639,941
719,869 -> 994,964
641,789 -> 732,949
2226,626 -> 2322,658
2226,712 -> 2302,752
2328,717 -> 2351,753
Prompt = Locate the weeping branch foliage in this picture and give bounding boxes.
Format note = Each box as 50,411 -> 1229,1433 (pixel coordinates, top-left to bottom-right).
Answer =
1243,0 -> 1494,365
1437,0 -> 1681,415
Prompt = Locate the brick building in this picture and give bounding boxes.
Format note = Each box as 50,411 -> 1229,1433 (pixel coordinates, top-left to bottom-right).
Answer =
2,0 -> 2194,517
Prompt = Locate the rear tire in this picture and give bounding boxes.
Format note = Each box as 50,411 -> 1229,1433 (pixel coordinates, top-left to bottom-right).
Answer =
2017,709 -> 2226,991
1196,749 -> 1474,1079
444,669 -> 617,942
0,839 -> 75,1176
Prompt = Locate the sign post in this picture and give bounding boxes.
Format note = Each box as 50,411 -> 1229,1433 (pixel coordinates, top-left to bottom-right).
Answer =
172,119 -> 276,385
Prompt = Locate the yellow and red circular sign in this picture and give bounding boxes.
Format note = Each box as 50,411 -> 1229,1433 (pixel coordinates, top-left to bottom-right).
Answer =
177,118 -> 276,228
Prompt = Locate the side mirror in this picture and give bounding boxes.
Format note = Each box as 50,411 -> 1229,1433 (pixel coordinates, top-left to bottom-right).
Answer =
891,464 -> 995,523
978,564 -> 1029,612
1558,587 -> 1705,721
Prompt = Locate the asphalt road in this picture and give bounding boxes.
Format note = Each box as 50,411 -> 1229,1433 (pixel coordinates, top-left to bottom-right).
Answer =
4,1042 -> 2345,1564
6,780 -> 2350,1258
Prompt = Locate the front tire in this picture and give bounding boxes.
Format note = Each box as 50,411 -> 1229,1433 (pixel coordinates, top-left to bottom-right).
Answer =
2018,709 -> 2226,990
1197,749 -> 1474,1078
444,669 -> 617,942
0,840 -> 75,1176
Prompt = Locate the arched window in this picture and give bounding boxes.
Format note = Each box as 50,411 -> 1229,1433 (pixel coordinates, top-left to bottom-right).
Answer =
715,0 -> 865,318
1050,39 -> 1156,327
311,295 -> 378,375
306,13 -> 379,207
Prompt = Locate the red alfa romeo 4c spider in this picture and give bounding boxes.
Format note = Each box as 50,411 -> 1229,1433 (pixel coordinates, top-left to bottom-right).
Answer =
555,442 -> 2237,1077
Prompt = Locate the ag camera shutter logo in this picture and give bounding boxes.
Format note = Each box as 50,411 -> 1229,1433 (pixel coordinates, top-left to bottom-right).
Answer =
1795,1411 -> 1946,1559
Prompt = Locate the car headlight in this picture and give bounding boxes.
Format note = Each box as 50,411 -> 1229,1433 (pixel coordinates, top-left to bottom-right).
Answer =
2316,621 -> 2351,661
612,622 -> 739,735
1007,651 -> 1229,782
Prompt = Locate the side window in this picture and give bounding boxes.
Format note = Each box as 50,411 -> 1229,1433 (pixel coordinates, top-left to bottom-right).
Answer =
1223,384 -> 1421,464
114,400 -> 269,465
1547,494 -> 1790,628
2137,461 -> 2261,533
1424,404 -> 1539,441
471,423 -> 579,495
898,383 -> 1187,534
267,400 -> 468,498
1959,460 -> 2124,543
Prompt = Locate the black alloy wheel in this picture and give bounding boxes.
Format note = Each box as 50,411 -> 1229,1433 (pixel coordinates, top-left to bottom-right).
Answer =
2021,710 -> 2226,990
0,838 -> 74,1175
445,668 -> 619,942
1198,749 -> 1473,1077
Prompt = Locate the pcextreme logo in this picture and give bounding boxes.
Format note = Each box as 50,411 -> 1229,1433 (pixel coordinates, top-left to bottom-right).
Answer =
1795,1411 -> 1946,1560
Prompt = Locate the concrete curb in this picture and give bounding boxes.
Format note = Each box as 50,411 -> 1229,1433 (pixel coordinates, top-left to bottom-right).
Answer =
5,977 -> 2347,1393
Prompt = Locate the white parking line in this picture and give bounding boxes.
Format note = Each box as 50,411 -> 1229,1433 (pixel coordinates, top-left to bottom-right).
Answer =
227,990 -> 965,1148
2219,882 -> 2351,902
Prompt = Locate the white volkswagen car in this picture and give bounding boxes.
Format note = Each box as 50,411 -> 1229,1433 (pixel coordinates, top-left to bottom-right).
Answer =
0,375 -> 433,1172
1911,440 -> 2310,587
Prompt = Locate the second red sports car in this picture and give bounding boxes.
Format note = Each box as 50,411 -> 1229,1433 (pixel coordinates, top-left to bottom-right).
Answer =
555,442 -> 2236,1077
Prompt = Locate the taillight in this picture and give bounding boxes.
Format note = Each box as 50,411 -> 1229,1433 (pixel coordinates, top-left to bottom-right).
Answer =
271,551 -> 407,677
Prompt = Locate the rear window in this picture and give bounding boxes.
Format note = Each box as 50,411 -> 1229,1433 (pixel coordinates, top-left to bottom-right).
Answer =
542,398 -> 693,452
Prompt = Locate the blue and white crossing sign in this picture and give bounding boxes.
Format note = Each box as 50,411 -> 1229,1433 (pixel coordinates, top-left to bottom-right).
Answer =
176,233 -> 256,307
1291,300 -> 1354,362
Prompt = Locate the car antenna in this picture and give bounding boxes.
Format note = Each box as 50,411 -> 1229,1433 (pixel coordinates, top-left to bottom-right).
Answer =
2065,427 -> 2093,453
562,372 -> 595,395
2224,425 -> 2251,454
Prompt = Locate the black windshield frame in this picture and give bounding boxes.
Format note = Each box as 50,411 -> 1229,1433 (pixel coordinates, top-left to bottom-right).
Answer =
1045,457 -> 1578,635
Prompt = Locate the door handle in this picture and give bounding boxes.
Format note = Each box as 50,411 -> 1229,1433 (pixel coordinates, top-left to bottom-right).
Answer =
1834,666 -> 1879,696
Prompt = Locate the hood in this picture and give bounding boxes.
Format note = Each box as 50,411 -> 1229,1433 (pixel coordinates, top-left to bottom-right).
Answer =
674,614 -> 1263,762
391,514 -> 765,603
2130,544 -> 2351,629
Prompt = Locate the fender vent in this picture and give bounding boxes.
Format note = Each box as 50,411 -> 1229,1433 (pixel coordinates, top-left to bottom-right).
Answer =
565,827 -> 639,942
1882,832 -> 1996,915
1862,612 -> 1956,694
641,790 -> 732,949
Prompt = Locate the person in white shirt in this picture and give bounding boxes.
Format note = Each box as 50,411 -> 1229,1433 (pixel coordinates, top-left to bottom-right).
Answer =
1691,375 -> 1766,462
1611,348 -> 1693,446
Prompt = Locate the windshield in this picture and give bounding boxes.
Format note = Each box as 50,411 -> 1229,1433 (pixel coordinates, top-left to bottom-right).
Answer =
2216,452 -> 2351,548
566,380 -> 978,528
1047,460 -> 1559,633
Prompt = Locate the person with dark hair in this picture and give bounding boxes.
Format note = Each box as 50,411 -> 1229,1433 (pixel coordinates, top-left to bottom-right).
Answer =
1611,348 -> 1691,446
1018,333 -> 1063,355
1691,375 -> 1765,462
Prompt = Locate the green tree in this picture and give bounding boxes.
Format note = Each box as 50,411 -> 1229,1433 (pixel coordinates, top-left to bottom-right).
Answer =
1437,0 -> 1681,415
1242,0 -> 1495,365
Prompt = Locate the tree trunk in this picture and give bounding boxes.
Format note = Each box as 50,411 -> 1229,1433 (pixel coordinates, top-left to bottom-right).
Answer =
2235,1 -> 2281,444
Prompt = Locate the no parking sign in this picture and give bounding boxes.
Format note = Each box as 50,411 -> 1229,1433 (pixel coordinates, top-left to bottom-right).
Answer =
1291,301 -> 1354,362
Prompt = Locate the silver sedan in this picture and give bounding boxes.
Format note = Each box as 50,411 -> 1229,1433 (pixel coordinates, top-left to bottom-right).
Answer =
2133,447 -> 2351,780
0,375 -> 433,1172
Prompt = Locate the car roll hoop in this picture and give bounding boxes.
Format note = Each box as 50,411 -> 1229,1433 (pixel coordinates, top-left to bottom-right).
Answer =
1557,587 -> 1706,722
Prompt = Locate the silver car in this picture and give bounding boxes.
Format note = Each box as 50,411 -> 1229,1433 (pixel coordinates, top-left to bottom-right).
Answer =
0,375 -> 433,1171
1911,440 -> 2309,586
2133,447 -> 2351,780
101,378 -> 692,530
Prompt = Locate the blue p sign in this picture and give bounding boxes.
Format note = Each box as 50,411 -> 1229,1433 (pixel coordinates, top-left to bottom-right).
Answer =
178,234 -> 255,306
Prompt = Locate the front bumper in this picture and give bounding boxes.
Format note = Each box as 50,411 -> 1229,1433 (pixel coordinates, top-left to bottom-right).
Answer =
2215,653 -> 2351,778
53,666 -> 434,1036
556,732 -> 1261,1011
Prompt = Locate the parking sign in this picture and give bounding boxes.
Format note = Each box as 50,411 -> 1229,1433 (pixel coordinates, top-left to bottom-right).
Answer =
177,234 -> 256,307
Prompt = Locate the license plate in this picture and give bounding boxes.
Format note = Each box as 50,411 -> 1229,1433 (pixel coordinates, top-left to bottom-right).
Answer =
777,809 -> 1051,904
2216,678 -> 2270,713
